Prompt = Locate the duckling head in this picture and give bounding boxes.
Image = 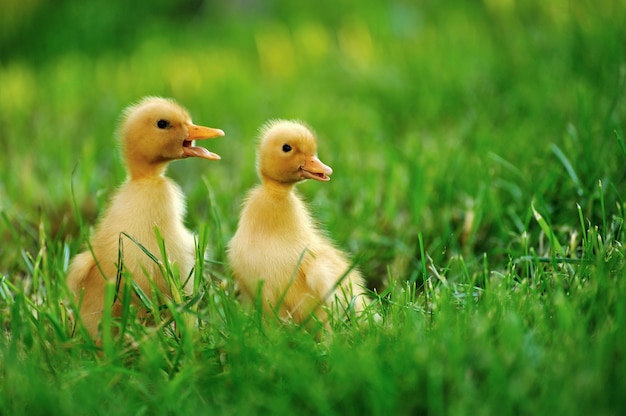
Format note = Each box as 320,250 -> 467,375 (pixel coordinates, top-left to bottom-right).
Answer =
257,120 -> 333,186
119,96 -> 224,178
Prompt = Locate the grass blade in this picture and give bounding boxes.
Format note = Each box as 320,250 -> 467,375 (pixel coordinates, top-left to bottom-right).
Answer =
551,143 -> 583,196
531,201 -> 566,258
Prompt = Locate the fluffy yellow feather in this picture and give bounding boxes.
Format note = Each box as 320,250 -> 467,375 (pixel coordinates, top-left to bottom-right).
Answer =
67,96 -> 224,337
227,120 -> 367,326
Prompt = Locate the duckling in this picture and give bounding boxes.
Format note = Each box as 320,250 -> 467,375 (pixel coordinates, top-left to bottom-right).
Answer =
227,120 -> 367,326
68,96 -> 224,337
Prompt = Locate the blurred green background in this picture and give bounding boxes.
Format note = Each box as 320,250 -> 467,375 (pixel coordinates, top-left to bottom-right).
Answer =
1,0 -> 625,287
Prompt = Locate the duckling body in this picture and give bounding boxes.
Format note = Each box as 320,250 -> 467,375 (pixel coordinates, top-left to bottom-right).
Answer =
228,120 -> 366,324
68,97 -> 224,336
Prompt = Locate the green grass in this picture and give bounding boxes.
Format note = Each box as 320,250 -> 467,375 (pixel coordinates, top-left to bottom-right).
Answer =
2,0 -> 626,414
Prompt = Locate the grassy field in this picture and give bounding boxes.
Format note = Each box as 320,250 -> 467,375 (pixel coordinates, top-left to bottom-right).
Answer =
1,0 -> 626,414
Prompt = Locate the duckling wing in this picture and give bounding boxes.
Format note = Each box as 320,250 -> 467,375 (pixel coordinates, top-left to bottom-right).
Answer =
306,245 -> 367,313
67,251 -> 96,294
67,251 -> 116,336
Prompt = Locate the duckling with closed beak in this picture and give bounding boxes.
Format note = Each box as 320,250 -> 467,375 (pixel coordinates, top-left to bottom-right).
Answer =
228,120 -> 367,327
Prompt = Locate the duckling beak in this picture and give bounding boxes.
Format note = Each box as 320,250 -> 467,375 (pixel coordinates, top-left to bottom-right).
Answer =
183,124 -> 225,160
301,155 -> 333,182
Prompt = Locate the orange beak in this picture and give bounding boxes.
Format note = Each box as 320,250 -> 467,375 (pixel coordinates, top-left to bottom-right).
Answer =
183,124 -> 225,160
300,155 -> 333,182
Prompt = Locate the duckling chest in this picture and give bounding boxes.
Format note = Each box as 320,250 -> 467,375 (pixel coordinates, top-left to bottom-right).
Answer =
231,229 -> 315,288
99,178 -> 193,251
231,194 -> 320,276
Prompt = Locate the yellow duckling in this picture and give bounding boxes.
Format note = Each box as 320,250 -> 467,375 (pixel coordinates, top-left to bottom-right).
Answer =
227,120 -> 367,326
68,96 -> 224,337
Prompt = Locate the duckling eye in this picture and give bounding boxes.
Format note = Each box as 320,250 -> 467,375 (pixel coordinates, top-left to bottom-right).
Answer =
282,144 -> 292,152
157,119 -> 170,129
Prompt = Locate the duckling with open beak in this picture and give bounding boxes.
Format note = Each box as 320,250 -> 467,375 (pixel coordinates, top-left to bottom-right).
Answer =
68,96 -> 224,337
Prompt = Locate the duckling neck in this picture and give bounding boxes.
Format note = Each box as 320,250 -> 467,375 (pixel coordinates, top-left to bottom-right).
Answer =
250,179 -> 314,236
126,160 -> 169,180
259,178 -> 297,198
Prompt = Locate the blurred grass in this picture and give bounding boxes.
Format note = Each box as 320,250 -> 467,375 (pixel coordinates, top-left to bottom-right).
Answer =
1,0 -> 626,414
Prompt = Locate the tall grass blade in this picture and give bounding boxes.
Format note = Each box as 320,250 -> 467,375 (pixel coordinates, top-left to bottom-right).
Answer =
551,143 -> 583,196
598,180 -> 607,239
614,130 -> 626,159
271,249 -> 308,321
531,202 -> 566,258
101,280 -> 117,357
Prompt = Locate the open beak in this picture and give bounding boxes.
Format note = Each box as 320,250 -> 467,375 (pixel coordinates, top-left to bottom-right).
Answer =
183,124 -> 225,160
300,155 -> 333,182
